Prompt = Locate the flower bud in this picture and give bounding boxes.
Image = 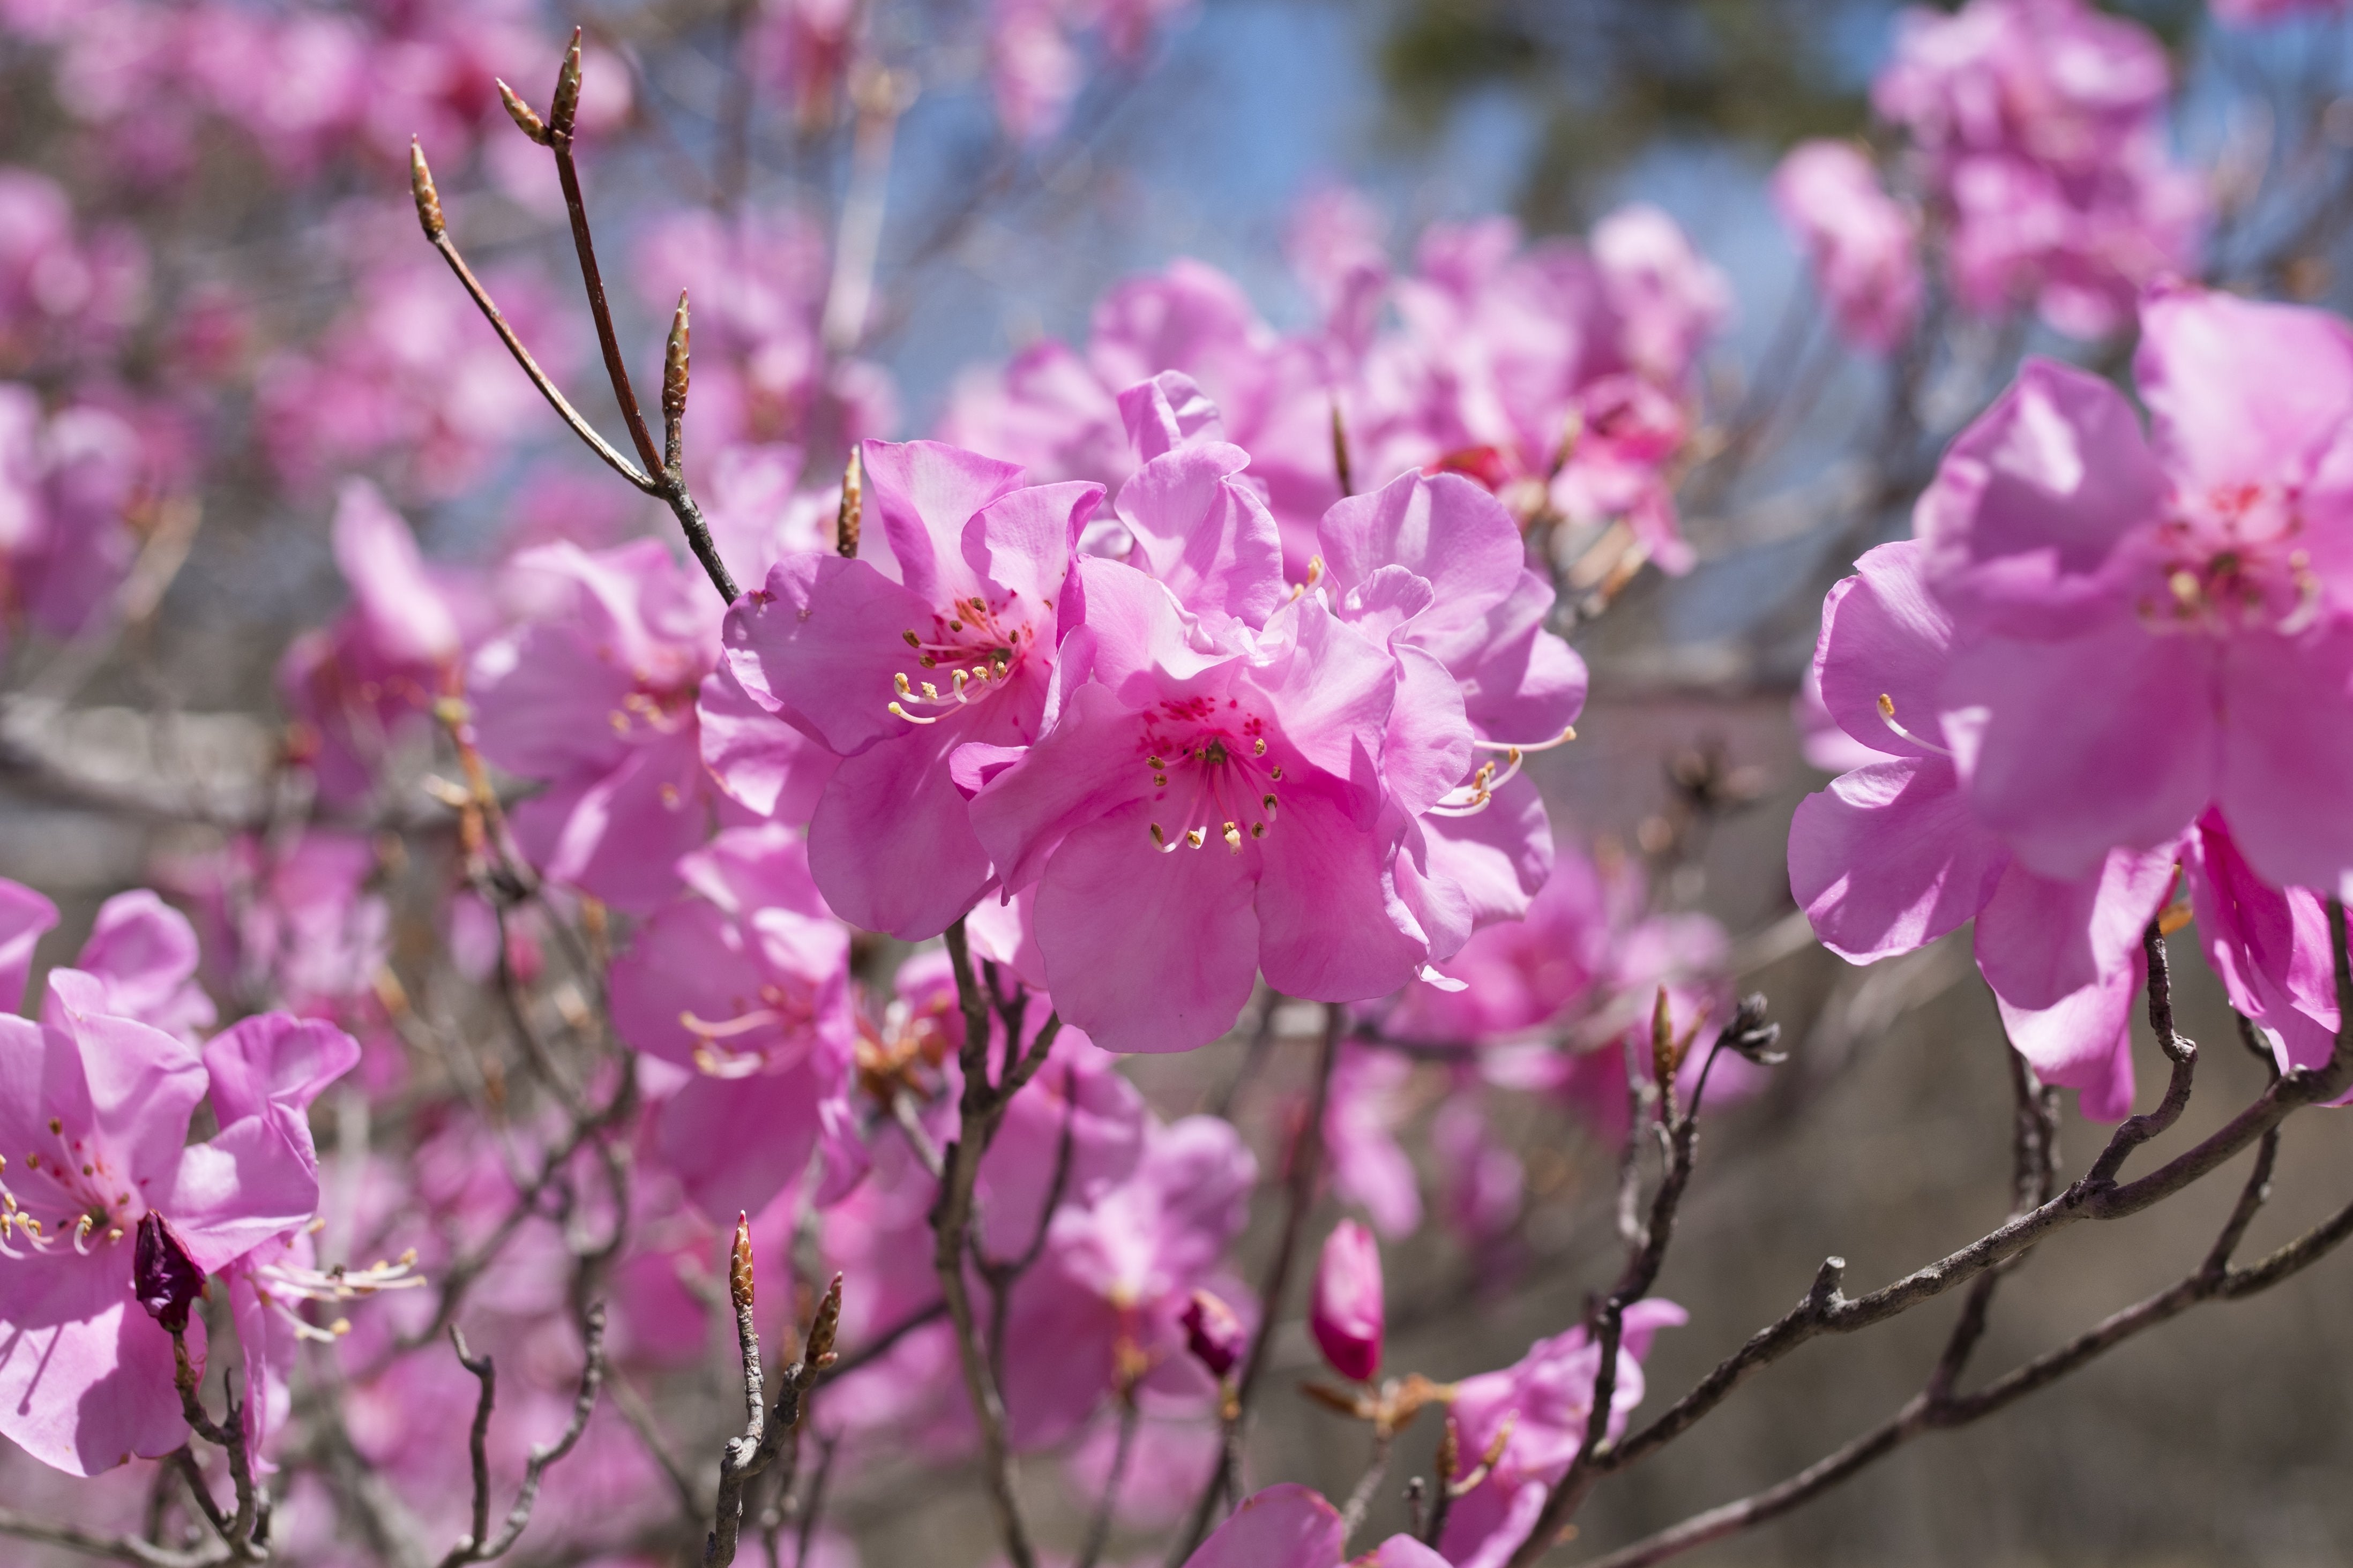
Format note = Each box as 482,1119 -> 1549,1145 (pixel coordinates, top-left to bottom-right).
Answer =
134,1214 -> 204,1334
1181,1287 -> 1244,1379
1310,1218 -> 1383,1384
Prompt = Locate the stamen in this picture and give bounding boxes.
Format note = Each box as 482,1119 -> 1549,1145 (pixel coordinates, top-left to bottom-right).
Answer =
1261,793 -> 1278,815
1223,822 -> 1242,853
1253,738 -> 1266,756
1875,693 -> 1953,756
890,702 -> 942,725
1251,823 -> 1267,838
895,672 -> 912,695
903,629 -> 921,647
1473,724 -> 1575,753
1185,828 -> 1206,849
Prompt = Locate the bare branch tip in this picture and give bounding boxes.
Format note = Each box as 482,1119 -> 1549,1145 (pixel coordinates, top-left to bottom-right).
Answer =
409,139 -> 445,239
550,29 -> 584,139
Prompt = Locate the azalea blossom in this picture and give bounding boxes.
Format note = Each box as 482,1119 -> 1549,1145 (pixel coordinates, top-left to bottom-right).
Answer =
1772,139 -> 1923,353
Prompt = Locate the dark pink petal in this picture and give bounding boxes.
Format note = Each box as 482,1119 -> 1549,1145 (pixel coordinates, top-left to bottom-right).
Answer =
505,726 -> 713,916
1943,618 -> 2216,880
1997,969 -> 2140,1121
2186,815 -> 2342,1077
466,621 -> 632,782
1035,799 -> 1261,1053
1309,1218 -> 1384,1382
969,680 -> 1158,898
162,1112 -> 320,1274
1789,756 -> 2008,961
200,1014 -> 360,1124
656,1067 -> 828,1224
74,891 -> 213,1042
1320,471 -> 1525,670
963,477 -> 1102,609
1117,370 -> 1226,462
331,478 -> 460,666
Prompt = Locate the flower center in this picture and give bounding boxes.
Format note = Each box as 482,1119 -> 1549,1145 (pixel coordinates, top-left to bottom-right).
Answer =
890,592 -> 1035,724
0,1128 -> 136,1262
2142,482 -> 2319,636
1139,697 -> 1282,854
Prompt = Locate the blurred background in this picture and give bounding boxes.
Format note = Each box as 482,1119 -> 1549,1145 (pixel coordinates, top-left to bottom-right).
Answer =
3,1 -> 2352,1564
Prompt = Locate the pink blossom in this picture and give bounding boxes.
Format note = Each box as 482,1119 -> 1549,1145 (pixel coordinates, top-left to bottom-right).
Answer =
280,480 -> 484,805
0,385 -> 147,647
1772,140 -> 1923,354
1788,539 -> 2178,1115
609,826 -> 858,1222
0,973 -> 339,1474
969,557 -> 1463,1052
0,166 -> 145,372
1873,0 -> 2205,336
0,877 -> 212,1042
1913,286 -> 2353,896
470,539 -> 734,914
1439,1301 -> 1686,1568
159,830 -> 391,1049
1308,1218 -> 1383,1382
723,439 -> 1104,936
1324,1044 -> 1422,1238
2210,0 -> 2348,20
1180,1287 -> 1244,1377
1589,204 -> 1733,390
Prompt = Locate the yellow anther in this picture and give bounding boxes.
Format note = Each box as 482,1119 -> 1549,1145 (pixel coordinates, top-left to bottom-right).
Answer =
1223,822 -> 1242,852
1253,738 -> 1267,756
922,682 -> 940,701
953,670 -> 969,694
1876,693 -> 1896,721
1269,766 -> 1284,782
895,671 -> 913,695
2169,569 -> 2201,609
1185,828 -> 1206,849
1147,756 -> 1166,770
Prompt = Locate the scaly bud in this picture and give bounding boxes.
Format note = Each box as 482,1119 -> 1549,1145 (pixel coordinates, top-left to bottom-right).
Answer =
496,78 -> 551,145
549,28 -> 584,140
728,1212 -> 754,1314
663,290 -> 690,473
836,446 -> 863,559
806,1271 -> 843,1370
409,139 -> 445,241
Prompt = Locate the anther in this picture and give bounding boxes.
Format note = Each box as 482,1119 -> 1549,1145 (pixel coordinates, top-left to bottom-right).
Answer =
1185,828 -> 1206,849
1253,738 -> 1267,756
1251,823 -> 1267,838
1262,793 -> 1278,814
890,702 -> 942,725
903,629 -> 921,647
1874,693 -> 1953,756
1223,822 -> 1242,853
895,672 -> 913,695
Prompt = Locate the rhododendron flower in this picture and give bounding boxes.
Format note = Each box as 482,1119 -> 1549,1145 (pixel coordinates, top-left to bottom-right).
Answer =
1589,203 -> 1733,391
1309,1218 -> 1383,1382
1772,140 -> 1923,352
0,876 -> 213,1042
970,558 -> 1463,1052
471,538 -> 734,914
280,479 -> 482,805
609,825 -> 857,1222
2210,0 -> 2348,19
0,973 -> 340,1474
1319,469 -> 1584,958
1179,1482 -> 1446,1567
1439,1300 -> 1686,1568
1872,0 -> 2205,336
1789,539 -> 2181,1116
1914,286 -> 2353,896
0,166 -> 145,370
0,385 -> 147,650
1324,1044 -> 1421,1237
723,439 -> 1105,936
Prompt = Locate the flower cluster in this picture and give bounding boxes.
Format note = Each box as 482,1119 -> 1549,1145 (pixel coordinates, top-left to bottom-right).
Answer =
1792,283 -> 2353,1113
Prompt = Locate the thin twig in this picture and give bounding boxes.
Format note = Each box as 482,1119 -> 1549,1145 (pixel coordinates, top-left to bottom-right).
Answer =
437,1306 -> 607,1567
1073,1397 -> 1141,1568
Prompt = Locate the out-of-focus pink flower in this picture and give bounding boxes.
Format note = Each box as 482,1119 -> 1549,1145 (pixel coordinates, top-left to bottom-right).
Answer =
609,826 -> 858,1222
280,480 -> 487,805
0,875 -> 213,1042
990,0 -> 1084,142
1438,1301 -> 1686,1568
257,256 -> 566,500
1772,140 -> 1923,353
1309,1218 -> 1383,1383
0,972 -> 339,1475
1589,204 -> 1733,391
723,440 -> 1104,936
470,539 -> 733,914
1324,1044 -> 1421,1237
0,166 -> 145,372
756,0 -> 858,125
1914,286 -> 2353,896
970,558 -> 1461,1053
0,385 -> 147,648
1873,0 -> 2205,337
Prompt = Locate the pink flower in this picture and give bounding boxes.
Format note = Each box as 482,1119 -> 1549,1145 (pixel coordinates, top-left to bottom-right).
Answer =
1309,1218 -> 1383,1383
0,166 -> 146,372
1181,1286 -> 1245,1378
470,539 -> 733,914
1178,1482 -> 1446,1567
279,479 -> 483,805
1438,1301 -> 1686,1568
1772,140 -> 1923,353
0,876 -> 213,1042
2210,0 -> 2348,20
0,385 -> 147,648
1324,1044 -> 1421,1237
1788,538 -> 2179,1115
1913,286 -> 2353,896
1589,204 -> 1732,391
162,830 -> 390,1026
722,439 -> 1105,937
969,558 -> 1462,1052
608,826 -> 858,1222
0,973 -> 338,1475
1318,469 -> 1584,958
1872,0 -> 2205,336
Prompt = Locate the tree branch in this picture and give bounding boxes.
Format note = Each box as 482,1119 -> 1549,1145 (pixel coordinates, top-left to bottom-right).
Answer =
437,1304 -> 607,1567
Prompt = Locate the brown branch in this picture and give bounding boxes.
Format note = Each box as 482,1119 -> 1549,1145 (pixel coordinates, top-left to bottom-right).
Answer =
1074,1396 -> 1141,1568
930,918 -> 1065,1568
1605,901 -> 2353,1480
169,1331 -> 261,1562
706,1224 -> 842,1567
0,1506 -> 223,1568
1167,1001 -> 1346,1565
436,1306 -> 606,1567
